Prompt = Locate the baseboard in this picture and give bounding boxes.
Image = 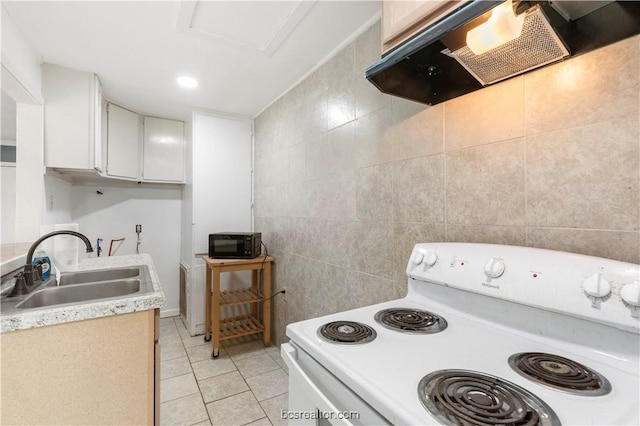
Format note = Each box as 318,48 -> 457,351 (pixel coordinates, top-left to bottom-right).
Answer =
194,323 -> 205,335
160,308 -> 180,318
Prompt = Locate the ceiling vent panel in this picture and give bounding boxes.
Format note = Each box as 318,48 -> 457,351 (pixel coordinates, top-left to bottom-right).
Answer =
175,0 -> 316,56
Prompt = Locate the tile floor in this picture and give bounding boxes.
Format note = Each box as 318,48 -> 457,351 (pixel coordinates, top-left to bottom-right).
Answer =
159,316 -> 289,426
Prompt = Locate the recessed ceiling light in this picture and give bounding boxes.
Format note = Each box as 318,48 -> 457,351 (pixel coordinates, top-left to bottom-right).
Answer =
177,75 -> 198,89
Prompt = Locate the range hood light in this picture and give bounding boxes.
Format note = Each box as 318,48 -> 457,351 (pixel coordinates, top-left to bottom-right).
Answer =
447,4 -> 569,86
466,0 -> 525,55
365,0 -> 640,106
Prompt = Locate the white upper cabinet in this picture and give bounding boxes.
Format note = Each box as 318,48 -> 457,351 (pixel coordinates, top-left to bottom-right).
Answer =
106,103 -> 140,180
382,1 -> 464,53
43,64 -> 102,170
142,116 -> 185,183
43,64 -> 185,184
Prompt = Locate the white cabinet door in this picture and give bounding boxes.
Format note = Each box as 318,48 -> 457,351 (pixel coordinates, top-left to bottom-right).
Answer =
142,116 -> 185,182
106,103 -> 140,180
383,0 -> 431,43
382,0 -> 465,52
98,99 -> 108,174
43,64 -> 101,170
93,76 -> 104,173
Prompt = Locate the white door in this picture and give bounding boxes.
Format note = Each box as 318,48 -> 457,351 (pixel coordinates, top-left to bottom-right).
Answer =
143,116 -> 185,182
192,113 -> 252,255
107,103 -> 140,179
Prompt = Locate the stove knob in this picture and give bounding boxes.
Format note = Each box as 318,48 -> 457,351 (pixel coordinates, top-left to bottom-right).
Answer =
424,251 -> 438,267
582,273 -> 611,298
411,250 -> 425,265
620,280 -> 640,307
484,258 -> 505,278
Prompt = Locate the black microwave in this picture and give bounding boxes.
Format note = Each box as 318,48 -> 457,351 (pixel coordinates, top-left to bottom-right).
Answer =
209,232 -> 261,259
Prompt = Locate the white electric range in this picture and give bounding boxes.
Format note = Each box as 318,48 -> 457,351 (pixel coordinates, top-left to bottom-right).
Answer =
282,243 -> 640,425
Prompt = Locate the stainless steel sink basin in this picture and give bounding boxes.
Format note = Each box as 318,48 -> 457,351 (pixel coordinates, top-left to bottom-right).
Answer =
3,265 -> 154,312
58,267 -> 139,285
16,279 -> 141,309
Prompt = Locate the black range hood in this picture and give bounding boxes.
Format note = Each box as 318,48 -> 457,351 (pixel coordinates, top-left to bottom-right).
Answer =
365,1 -> 640,106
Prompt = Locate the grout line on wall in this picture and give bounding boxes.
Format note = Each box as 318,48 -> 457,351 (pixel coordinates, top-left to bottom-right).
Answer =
523,77 -> 529,248
446,136 -> 526,154
443,103 -> 448,242
390,153 -> 397,260
441,103 -> 447,155
526,226 -> 640,233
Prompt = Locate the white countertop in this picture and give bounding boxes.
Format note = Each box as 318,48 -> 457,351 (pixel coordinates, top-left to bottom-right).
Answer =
0,254 -> 166,333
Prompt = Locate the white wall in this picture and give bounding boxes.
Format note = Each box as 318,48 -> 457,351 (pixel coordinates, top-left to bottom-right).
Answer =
43,173 -> 73,225
70,184 -> 182,317
14,103 -> 44,242
1,165 -> 16,242
40,173 -> 183,318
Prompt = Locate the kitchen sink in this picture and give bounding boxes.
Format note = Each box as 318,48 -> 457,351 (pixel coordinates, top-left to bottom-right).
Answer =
58,267 -> 140,285
2,265 -> 154,312
16,279 -> 141,309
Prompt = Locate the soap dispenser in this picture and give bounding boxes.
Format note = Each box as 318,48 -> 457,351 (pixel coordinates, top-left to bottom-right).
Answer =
33,250 -> 51,280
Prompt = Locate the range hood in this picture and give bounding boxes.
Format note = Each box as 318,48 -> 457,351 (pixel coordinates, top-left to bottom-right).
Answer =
365,1 -> 640,106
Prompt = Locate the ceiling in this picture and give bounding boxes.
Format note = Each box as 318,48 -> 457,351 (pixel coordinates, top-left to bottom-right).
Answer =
3,1 -> 381,121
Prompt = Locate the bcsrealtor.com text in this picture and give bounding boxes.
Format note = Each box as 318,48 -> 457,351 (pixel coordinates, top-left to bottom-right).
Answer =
281,409 -> 361,421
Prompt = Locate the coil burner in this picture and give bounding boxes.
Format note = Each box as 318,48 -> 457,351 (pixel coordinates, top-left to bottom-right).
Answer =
418,370 -> 560,426
509,352 -> 611,396
317,321 -> 376,344
374,308 -> 448,334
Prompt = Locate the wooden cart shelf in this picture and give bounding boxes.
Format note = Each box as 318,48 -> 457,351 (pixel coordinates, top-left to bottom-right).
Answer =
220,288 -> 263,307
203,255 -> 274,358
220,315 -> 265,340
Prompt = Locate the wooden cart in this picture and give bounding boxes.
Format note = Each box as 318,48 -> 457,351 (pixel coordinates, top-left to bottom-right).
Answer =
203,255 -> 274,358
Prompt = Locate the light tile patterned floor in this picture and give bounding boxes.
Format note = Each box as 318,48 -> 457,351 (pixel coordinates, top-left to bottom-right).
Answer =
160,316 -> 289,426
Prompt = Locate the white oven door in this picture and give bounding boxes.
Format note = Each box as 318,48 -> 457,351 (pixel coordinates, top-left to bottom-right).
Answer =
281,342 -> 390,426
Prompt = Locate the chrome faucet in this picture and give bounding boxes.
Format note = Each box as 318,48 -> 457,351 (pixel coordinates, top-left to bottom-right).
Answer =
9,230 -> 94,296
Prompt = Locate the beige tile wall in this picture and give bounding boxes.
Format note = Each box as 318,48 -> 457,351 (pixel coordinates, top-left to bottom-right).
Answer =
254,22 -> 640,345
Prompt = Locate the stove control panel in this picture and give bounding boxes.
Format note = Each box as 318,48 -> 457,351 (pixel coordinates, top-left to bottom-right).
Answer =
406,243 -> 640,331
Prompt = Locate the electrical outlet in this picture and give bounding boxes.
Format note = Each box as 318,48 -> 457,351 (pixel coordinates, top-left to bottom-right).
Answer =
283,288 -> 287,302
135,224 -> 142,233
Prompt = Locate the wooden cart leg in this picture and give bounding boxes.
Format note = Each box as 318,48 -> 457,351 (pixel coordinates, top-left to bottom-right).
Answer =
212,267 -> 221,357
204,265 -> 212,342
251,269 -> 258,319
262,261 -> 272,347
